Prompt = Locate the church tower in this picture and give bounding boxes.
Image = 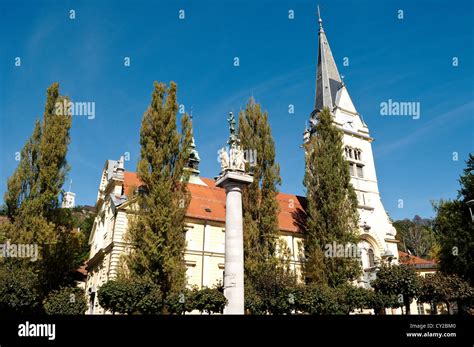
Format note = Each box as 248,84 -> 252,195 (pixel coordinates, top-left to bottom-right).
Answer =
308,9 -> 399,287
61,180 -> 76,208
185,113 -> 207,186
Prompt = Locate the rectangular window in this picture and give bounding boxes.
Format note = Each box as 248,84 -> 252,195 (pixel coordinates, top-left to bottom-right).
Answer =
186,265 -> 194,280
185,230 -> 194,250
356,165 -> 364,178
349,164 -> 355,176
360,193 -> 366,206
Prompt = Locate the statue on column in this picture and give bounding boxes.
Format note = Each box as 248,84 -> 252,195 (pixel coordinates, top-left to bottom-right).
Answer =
218,112 -> 248,175
219,147 -> 229,172
215,111 -> 254,314
231,145 -> 246,171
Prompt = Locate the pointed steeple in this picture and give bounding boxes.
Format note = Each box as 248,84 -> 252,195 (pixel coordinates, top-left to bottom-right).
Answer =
314,6 -> 343,113
187,111 -> 201,176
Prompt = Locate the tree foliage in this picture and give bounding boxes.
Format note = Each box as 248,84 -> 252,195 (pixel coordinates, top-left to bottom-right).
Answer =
303,107 -> 360,286
98,279 -> 226,315
458,153 -> 474,203
238,98 -> 297,314
98,279 -> 139,315
394,216 -> 436,259
126,81 -> 192,311
1,83 -> 79,302
193,287 -> 227,315
238,97 -> 281,264
43,287 -> 87,315
433,154 -> 474,286
366,290 -> 401,315
0,260 -> 40,314
244,258 -> 297,315
164,287 -> 195,315
418,273 -> 473,314
372,264 -> 420,314
335,284 -> 373,314
4,119 -> 42,221
294,284 -> 342,314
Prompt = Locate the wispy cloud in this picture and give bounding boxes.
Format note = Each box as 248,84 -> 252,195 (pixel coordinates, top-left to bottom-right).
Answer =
201,64 -> 313,122
376,101 -> 474,156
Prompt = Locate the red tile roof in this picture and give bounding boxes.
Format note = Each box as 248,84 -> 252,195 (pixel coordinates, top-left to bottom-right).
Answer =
123,171 -> 142,197
398,251 -> 437,267
123,173 -> 306,233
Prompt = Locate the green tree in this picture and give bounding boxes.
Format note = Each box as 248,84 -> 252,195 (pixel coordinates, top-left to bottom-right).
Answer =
303,107 -> 360,286
458,153 -> 474,203
72,208 -> 96,265
238,98 -> 296,314
165,287 -> 195,315
418,273 -> 473,315
4,119 -> 41,221
238,97 -> 281,264
36,84 -> 72,217
98,278 -> 165,315
193,287 -> 227,315
7,83 -> 72,224
366,290 -> 401,315
1,83 -> 78,300
0,260 -> 40,314
244,257 -> 298,315
294,284 -> 341,315
433,154 -> 474,286
43,287 -> 87,315
39,225 -> 83,295
126,81 -> 192,313
372,264 -> 420,315
335,284 -> 372,314
98,280 -> 136,315
394,216 -> 436,259
135,283 -> 164,315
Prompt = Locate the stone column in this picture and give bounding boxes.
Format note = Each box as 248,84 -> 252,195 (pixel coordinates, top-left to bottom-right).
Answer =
216,172 -> 253,314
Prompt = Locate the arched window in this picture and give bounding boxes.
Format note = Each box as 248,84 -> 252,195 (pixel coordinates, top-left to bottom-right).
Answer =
368,248 -> 375,267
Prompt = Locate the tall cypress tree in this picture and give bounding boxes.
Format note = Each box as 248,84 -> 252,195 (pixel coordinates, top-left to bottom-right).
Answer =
4,119 -> 41,221
37,84 -> 72,216
127,81 -> 192,312
303,107 -> 361,287
4,83 -> 71,228
2,82 -> 77,298
238,98 -> 297,313
238,97 -> 281,268
6,83 -> 71,223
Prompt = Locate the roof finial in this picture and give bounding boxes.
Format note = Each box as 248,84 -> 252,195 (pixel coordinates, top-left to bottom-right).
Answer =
317,5 -> 323,31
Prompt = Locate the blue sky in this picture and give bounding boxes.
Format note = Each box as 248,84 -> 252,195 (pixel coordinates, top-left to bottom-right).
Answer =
0,0 -> 473,221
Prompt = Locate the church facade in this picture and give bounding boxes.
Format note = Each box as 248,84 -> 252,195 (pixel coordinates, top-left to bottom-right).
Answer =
84,15 -> 399,314
304,15 -> 400,287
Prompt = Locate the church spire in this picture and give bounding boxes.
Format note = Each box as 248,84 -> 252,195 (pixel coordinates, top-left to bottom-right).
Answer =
187,112 -> 201,176
313,6 -> 343,114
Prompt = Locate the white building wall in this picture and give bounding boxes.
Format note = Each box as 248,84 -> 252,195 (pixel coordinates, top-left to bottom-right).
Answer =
333,86 -> 399,271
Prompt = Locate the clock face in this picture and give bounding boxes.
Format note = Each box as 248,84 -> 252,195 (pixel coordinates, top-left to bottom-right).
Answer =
343,119 -> 354,130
